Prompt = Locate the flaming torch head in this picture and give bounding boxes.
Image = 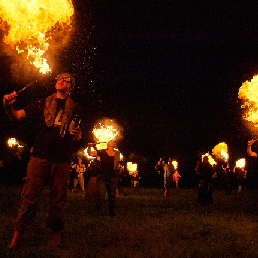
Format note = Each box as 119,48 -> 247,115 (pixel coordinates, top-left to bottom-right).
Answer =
212,142 -> 229,162
239,75 -> 258,132
92,118 -> 122,144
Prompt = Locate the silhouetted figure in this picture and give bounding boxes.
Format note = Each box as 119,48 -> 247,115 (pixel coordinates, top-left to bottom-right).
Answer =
195,156 -> 214,204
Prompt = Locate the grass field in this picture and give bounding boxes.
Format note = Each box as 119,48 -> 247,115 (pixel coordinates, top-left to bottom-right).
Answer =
1,185 -> 258,258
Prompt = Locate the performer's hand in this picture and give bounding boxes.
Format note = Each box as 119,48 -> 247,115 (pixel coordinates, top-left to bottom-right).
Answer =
247,139 -> 255,146
70,127 -> 82,140
3,91 -> 18,106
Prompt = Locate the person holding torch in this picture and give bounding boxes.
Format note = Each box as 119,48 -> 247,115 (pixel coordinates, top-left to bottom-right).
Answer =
247,139 -> 257,157
88,140 -> 120,217
3,73 -> 82,249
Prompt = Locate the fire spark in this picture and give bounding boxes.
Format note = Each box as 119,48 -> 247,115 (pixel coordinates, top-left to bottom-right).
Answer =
0,0 -> 75,74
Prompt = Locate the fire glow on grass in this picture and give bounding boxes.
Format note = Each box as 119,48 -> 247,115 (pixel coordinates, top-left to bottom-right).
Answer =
239,75 -> 258,127
0,0 -> 74,74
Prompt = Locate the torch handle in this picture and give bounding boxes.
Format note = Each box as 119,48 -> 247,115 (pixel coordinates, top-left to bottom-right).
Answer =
17,81 -> 36,94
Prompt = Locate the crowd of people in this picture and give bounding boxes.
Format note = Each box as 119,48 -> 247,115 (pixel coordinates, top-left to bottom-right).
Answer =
154,157 -> 181,197
195,156 -> 248,204
2,71 -> 257,250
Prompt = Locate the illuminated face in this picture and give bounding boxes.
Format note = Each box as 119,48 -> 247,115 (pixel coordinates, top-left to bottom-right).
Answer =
107,140 -> 116,148
55,73 -> 75,93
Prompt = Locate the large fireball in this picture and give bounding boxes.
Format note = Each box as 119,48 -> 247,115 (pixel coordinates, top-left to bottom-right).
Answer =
0,0 -> 74,75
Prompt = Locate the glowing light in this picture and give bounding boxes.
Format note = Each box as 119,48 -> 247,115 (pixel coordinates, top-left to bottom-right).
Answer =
238,75 -> 258,127
212,142 -> 229,161
7,138 -> 23,148
236,158 -> 245,168
172,160 -> 178,169
127,162 -> 137,175
84,147 -> 95,159
202,153 -> 217,165
92,118 -> 121,143
0,0 -> 74,74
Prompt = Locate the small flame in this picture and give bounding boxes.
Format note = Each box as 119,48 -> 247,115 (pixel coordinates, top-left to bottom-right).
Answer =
127,162 -> 137,175
202,153 -> 217,165
0,0 -> 74,74
235,158 -> 245,168
172,160 -> 178,169
7,137 -> 23,148
84,147 -> 95,160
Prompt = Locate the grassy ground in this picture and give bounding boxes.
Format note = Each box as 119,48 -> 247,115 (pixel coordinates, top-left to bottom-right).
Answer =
1,185 -> 258,258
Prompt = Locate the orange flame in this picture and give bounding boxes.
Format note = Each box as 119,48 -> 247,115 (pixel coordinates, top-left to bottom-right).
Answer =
127,162 -> 137,175
172,160 -> 178,169
212,142 -> 229,161
202,153 -> 217,165
238,75 -> 258,127
92,118 -> 122,143
235,158 -> 245,168
0,0 -> 74,74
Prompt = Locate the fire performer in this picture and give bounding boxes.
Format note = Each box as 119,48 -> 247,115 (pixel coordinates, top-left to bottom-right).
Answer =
3,72 -> 82,249
88,140 -> 121,216
247,139 -> 257,157
195,155 -> 214,204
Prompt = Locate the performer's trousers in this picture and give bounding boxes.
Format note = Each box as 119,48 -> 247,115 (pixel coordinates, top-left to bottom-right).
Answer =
15,157 -> 70,233
96,175 -> 118,216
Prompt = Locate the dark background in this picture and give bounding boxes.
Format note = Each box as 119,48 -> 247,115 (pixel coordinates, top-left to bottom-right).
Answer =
1,1 -> 258,186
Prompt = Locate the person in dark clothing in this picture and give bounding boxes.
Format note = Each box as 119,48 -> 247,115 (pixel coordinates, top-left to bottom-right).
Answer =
155,157 -> 165,193
88,140 -> 120,216
195,155 -> 214,204
3,72 -> 82,249
224,163 -> 237,195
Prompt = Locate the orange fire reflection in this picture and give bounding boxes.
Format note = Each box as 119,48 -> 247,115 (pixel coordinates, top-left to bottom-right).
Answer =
0,0 -> 74,74
238,75 -> 258,127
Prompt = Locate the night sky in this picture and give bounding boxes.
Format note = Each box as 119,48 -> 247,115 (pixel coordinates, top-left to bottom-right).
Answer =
1,1 -> 258,182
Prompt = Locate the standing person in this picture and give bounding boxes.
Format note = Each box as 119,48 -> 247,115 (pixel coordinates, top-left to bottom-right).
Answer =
71,157 -> 86,193
88,140 -> 120,216
155,157 -> 165,194
195,155 -> 214,204
224,163 -> 237,195
173,169 -> 181,189
3,73 -> 82,249
233,165 -> 247,195
163,158 -> 175,197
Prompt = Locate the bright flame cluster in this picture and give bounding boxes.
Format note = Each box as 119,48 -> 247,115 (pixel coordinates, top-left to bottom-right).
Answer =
202,153 -> 217,165
172,160 -> 178,169
127,162 -> 137,174
235,158 -> 245,168
239,75 -> 258,127
7,138 -> 23,148
212,142 -> 229,161
93,121 -> 119,143
0,0 -> 74,74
